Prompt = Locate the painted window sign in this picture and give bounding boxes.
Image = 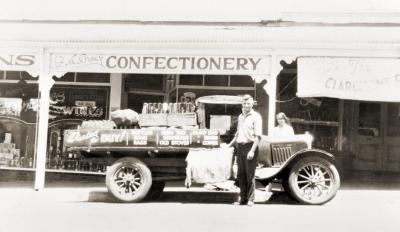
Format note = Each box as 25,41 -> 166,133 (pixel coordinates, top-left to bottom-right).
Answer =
49,86 -> 109,122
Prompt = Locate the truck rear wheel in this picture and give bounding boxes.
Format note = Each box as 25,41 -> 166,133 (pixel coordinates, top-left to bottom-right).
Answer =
106,157 -> 152,203
288,156 -> 340,205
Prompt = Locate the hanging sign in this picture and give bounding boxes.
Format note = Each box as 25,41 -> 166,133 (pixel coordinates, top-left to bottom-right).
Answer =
298,57 -> 400,102
50,53 -> 271,75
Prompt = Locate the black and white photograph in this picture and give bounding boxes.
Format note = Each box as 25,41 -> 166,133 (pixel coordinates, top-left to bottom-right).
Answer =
0,1 -> 399,232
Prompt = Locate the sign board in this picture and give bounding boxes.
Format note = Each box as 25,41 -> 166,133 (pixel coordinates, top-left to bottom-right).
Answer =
298,57 -> 400,102
64,128 -> 220,149
50,53 -> 271,75
0,52 -> 38,72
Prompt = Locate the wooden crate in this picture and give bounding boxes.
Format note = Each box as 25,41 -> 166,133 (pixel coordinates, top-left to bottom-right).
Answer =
139,113 -> 168,127
167,113 -> 197,127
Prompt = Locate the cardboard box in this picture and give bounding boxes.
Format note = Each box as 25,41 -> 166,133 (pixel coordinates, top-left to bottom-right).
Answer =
4,133 -> 12,143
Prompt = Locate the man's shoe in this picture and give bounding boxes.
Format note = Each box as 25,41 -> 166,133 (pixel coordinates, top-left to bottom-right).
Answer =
247,201 -> 254,207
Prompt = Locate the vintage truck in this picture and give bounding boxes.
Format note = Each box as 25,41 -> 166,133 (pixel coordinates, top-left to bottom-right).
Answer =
63,95 -> 340,205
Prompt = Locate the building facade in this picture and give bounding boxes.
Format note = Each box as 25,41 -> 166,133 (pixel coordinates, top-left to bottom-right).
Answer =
1,11 -> 400,189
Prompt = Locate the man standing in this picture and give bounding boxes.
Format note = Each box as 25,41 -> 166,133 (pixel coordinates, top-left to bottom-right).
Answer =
227,95 -> 262,206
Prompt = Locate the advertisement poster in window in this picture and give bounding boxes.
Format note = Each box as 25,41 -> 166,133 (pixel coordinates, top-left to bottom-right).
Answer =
49,85 -> 110,123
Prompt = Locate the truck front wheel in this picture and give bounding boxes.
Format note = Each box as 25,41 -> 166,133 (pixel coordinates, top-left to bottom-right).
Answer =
288,156 -> 340,205
106,157 -> 152,203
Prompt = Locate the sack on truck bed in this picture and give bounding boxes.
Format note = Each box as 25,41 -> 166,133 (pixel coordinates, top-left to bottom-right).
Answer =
111,109 -> 140,128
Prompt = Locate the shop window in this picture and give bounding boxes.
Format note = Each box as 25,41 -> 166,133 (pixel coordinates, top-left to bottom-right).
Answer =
179,74 -> 203,85
358,103 -> 381,137
5,71 -> 20,80
124,74 -> 164,91
204,75 -> 229,86
0,71 -> 4,79
229,75 -> 254,87
169,89 -> 177,103
5,71 -> 36,81
54,72 -> 75,82
46,85 -> 110,172
76,72 -> 110,83
387,103 -> 400,137
128,93 -> 164,113
0,74 -> 39,170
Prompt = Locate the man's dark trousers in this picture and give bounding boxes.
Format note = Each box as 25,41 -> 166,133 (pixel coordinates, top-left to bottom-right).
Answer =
236,142 -> 259,203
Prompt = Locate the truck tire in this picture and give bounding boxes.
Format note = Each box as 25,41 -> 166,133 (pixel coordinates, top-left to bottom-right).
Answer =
288,156 -> 340,205
144,181 -> 166,201
106,157 -> 152,203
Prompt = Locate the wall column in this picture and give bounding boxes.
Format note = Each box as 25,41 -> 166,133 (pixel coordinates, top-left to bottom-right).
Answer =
34,73 -> 54,190
264,76 -> 277,135
110,73 -> 123,114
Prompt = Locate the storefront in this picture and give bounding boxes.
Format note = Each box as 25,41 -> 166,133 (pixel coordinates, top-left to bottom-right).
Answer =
0,28 -> 277,189
0,50 -> 40,173
297,57 -> 400,172
1,20 -> 400,189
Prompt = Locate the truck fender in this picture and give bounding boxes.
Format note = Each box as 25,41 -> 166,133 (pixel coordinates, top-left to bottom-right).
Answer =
256,149 -> 335,181
281,148 -> 335,171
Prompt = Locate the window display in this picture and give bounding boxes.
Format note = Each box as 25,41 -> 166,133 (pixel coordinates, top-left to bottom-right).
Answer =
0,73 -> 39,170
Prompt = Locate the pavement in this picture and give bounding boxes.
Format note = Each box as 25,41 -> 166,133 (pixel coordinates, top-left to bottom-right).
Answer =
1,170 -> 400,202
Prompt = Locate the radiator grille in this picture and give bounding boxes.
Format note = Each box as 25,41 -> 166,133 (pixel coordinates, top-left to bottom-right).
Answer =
271,144 -> 293,166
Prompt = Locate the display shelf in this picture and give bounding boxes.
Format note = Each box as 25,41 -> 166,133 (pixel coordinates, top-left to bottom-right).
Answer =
0,166 -> 35,171
291,118 -> 339,127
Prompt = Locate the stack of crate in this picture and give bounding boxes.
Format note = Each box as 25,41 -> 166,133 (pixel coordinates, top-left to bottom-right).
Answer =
0,142 -> 19,167
139,102 -> 197,127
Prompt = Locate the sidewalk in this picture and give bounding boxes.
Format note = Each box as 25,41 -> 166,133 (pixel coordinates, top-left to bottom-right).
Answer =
1,170 -> 400,204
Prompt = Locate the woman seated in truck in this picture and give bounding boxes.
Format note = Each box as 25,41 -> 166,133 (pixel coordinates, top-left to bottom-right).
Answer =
271,112 -> 294,137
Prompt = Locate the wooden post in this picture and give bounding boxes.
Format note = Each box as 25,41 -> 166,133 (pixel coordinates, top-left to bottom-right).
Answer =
338,99 -> 344,151
34,73 -> 54,190
265,77 -> 277,135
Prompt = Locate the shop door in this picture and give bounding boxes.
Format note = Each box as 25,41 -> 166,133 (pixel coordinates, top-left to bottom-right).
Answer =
354,102 -> 384,171
383,103 -> 400,172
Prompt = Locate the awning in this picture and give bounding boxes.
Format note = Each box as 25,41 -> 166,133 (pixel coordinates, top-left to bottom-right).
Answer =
297,57 -> 400,102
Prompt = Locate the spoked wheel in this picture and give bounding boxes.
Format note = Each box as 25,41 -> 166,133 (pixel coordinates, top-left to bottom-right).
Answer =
106,157 -> 152,203
288,156 -> 340,205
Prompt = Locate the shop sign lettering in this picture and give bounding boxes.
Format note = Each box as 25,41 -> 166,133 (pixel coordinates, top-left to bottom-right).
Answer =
51,54 -> 270,74
65,131 -> 99,144
64,129 -> 220,148
100,131 -> 127,143
0,53 -> 37,70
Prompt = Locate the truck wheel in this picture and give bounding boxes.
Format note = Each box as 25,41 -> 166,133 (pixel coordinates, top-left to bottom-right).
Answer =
288,156 -> 340,205
106,157 -> 152,203
145,181 -> 166,201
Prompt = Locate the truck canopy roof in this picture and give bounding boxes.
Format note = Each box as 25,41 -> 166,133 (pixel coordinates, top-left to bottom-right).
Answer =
195,95 -> 245,105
